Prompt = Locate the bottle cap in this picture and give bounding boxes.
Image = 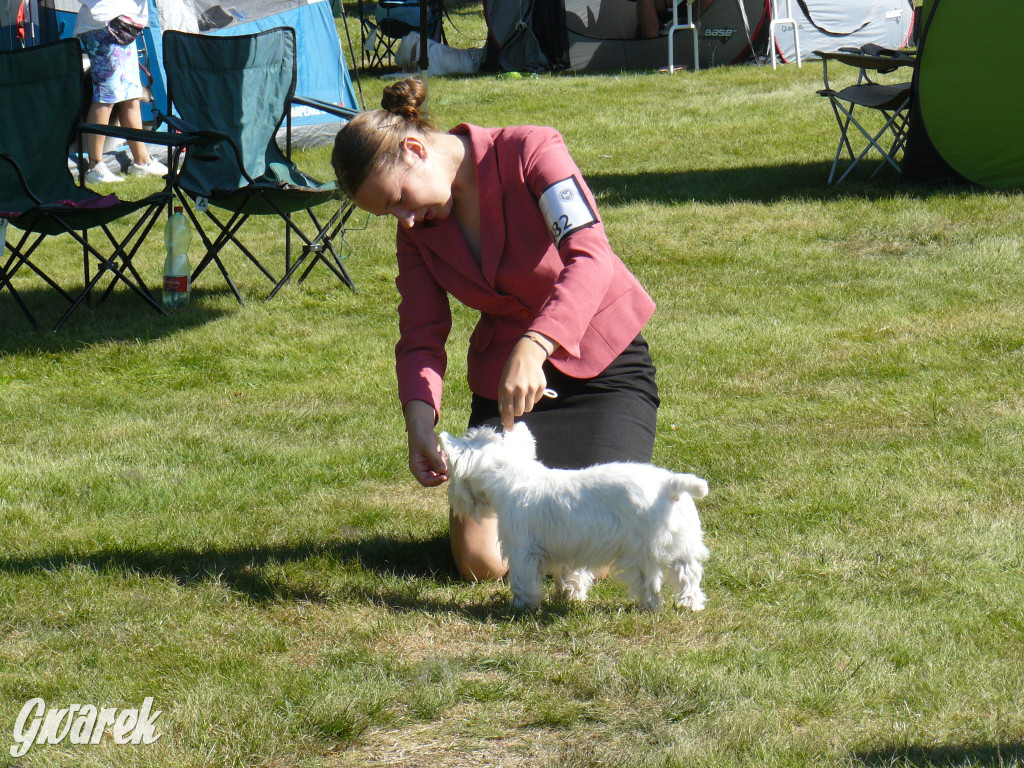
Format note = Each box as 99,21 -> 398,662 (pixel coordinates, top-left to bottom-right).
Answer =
173,205 -> 183,213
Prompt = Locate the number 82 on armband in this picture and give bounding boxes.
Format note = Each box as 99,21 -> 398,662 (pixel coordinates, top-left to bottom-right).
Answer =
538,177 -> 597,246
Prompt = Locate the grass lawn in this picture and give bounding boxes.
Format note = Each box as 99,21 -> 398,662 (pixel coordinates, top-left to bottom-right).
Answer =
2,18 -> 1023,768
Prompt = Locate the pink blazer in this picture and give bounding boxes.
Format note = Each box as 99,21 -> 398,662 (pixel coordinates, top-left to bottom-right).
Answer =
395,123 -> 656,418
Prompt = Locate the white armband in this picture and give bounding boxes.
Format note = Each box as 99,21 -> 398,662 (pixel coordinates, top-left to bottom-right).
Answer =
538,177 -> 598,245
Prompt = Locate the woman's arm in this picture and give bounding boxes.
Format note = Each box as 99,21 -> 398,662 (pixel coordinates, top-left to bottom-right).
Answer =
395,230 -> 454,481
394,229 -> 452,418
519,127 -> 618,359
496,331 -> 556,430
404,399 -> 448,487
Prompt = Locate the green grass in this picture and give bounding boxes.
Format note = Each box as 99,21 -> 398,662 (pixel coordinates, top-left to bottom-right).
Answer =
3,37 -> 1024,768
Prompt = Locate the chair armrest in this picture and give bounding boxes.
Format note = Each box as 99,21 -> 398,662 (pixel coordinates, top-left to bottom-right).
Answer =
291,95 -> 360,121
0,152 -> 43,206
77,121 -> 225,150
159,114 -> 257,186
814,49 -> 915,73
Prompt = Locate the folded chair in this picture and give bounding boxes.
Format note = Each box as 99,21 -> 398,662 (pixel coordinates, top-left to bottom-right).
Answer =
0,38 -> 203,331
161,27 -> 359,304
816,46 -> 916,184
358,0 -> 444,70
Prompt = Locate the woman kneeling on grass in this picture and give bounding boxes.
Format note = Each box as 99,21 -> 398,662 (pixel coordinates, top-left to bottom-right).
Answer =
331,77 -> 660,581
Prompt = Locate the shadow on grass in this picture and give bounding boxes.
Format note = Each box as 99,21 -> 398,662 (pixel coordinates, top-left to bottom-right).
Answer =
0,533 -> 449,601
0,534 -> 599,622
850,742 -> 1024,768
586,163 -> 978,207
0,284 -> 235,356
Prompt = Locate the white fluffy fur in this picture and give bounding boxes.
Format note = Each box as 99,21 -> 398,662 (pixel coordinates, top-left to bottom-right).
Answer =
439,424 -> 710,612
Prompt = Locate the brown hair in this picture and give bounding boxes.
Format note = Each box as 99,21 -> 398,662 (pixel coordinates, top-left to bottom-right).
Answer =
331,77 -> 436,200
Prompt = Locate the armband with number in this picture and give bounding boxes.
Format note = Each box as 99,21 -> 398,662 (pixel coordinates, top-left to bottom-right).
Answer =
538,177 -> 598,246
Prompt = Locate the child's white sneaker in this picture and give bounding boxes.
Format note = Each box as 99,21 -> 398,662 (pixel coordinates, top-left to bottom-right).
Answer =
84,163 -> 124,184
127,158 -> 168,177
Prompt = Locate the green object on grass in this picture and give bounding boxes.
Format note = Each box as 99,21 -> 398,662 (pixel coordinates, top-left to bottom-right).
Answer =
903,0 -> 1024,188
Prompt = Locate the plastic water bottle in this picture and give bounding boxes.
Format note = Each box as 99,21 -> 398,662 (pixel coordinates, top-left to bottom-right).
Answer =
163,205 -> 192,308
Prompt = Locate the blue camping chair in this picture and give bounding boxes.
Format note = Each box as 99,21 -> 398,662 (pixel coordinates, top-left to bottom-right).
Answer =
161,27 -> 358,303
0,38 -> 210,331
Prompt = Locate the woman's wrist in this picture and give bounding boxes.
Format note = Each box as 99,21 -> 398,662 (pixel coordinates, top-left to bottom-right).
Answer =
522,331 -> 556,358
403,399 -> 438,432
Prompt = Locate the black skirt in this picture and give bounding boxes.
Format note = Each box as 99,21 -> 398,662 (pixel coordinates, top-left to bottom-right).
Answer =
467,334 -> 660,469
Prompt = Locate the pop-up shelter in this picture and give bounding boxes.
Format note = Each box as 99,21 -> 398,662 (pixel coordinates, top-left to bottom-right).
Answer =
771,0 -> 913,65
901,0 -> 1024,188
484,0 -> 770,72
0,0 -> 77,47
484,0 -> 915,73
2,0 -> 357,143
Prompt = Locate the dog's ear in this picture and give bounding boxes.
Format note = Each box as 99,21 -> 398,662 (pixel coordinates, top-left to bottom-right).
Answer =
502,422 -> 537,460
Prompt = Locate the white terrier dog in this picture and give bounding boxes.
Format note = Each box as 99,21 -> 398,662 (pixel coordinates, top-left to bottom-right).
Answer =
438,424 -> 710,612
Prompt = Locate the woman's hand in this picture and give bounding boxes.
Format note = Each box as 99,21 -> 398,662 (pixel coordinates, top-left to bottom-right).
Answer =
497,333 -> 556,431
404,400 -> 449,487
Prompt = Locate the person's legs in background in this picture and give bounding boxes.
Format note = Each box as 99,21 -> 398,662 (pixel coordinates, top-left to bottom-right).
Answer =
116,98 -> 166,176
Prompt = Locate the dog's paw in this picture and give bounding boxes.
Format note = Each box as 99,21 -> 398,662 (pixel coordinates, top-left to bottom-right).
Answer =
636,593 -> 666,612
510,596 -> 540,612
552,568 -> 593,602
676,591 -> 706,612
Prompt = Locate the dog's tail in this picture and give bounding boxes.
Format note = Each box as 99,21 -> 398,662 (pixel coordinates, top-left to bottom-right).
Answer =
662,473 -> 708,502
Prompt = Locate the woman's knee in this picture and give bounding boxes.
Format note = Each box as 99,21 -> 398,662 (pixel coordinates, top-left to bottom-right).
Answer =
449,511 -> 507,581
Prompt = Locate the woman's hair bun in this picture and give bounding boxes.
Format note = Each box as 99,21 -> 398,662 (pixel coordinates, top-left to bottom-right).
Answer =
381,77 -> 430,127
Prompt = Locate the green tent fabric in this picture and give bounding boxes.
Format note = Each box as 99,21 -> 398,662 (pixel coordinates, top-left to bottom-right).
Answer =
902,0 -> 1024,188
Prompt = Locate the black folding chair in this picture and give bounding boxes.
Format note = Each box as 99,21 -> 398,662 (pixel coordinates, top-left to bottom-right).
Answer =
0,38 -> 207,331
357,0 -> 445,70
161,27 -> 359,304
816,46 -> 917,184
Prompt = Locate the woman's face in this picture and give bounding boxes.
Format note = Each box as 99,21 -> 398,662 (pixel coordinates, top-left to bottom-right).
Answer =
353,137 -> 454,229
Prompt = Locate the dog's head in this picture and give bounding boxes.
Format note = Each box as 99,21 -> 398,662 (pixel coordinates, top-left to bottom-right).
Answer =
438,424 -> 538,520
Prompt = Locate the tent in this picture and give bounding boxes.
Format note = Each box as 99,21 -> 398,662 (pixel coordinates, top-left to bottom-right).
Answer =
484,0 -> 769,72
0,0 -> 76,47
771,0 -> 914,65
485,0 -> 915,73
565,0 -> 769,72
3,0 -> 357,142
901,0 -> 1024,188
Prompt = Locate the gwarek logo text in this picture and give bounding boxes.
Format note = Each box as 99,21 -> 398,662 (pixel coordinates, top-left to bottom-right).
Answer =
10,697 -> 162,758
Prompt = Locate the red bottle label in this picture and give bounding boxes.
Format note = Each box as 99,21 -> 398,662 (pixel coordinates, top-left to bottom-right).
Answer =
163,275 -> 189,292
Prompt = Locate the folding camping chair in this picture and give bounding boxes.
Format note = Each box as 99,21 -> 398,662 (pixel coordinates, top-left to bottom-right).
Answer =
816,46 -> 916,184
161,27 -> 359,304
358,0 -> 444,70
0,38 -> 206,331
769,0 -> 802,69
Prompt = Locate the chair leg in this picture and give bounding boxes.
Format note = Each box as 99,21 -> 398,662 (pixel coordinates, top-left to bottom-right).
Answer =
52,212 -> 168,331
182,196 -> 278,305
95,208 -> 165,299
265,202 -> 358,299
0,257 -> 39,330
828,99 -> 909,184
5,231 -> 76,302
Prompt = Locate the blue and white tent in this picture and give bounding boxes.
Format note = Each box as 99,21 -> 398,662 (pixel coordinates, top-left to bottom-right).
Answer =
3,0 -> 358,143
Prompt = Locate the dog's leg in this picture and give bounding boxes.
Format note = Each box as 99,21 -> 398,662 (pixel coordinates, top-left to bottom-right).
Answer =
552,567 -> 593,602
668,558 -> 706,612
620,559 -> 665,611
507,548 -> 546,610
